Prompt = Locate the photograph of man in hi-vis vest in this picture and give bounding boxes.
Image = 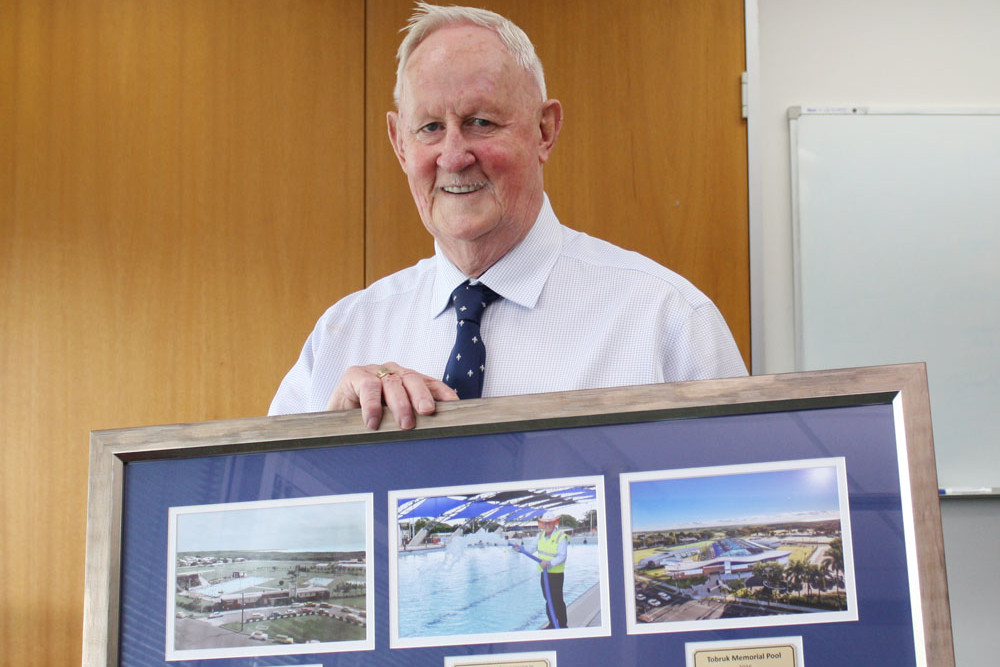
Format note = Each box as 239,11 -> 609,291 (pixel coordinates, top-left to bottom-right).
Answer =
529,511 -> 569,629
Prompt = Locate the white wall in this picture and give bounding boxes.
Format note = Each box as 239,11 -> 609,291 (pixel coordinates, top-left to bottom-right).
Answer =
751,1 -> 1000,663
754,0 -> 1000,373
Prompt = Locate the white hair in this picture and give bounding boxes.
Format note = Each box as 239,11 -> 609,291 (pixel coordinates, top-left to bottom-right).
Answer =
393,2 -> 547,107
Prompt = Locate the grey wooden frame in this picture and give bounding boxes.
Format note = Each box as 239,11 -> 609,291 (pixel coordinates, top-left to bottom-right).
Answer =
82,363 -> 954,666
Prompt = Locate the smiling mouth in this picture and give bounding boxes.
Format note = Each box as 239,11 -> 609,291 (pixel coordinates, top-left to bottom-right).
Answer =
441,183 -> 486,194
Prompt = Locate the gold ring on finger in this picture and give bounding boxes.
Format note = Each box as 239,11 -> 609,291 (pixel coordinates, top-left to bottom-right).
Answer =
376,367 -> 393,379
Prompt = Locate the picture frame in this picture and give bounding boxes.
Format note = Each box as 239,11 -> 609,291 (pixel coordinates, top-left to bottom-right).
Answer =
83,363 -> 954,666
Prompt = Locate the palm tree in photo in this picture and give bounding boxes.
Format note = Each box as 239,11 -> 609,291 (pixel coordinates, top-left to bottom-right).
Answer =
787,559 -> 808,599
824,537 -> 845,598
808,561 -> 832,604
728,577 -> 746,601
805,564 -> 822,603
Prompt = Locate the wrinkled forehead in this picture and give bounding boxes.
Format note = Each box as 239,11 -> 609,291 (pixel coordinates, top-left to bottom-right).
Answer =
410,23 -> 508,64
399,24 -> 539,108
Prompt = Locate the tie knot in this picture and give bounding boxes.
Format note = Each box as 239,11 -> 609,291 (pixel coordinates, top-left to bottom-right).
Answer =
450,280 -> 499,324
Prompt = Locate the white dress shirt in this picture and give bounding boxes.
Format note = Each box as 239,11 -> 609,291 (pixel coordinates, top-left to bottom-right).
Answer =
269,195 -> 747,415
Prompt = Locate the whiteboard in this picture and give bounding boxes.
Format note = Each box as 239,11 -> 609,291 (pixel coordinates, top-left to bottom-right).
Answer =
789,107 -> 1000,491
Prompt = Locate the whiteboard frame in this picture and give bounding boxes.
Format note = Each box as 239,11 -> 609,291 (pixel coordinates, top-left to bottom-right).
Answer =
788,105 -> 1000,368
788,106 -> 1000,490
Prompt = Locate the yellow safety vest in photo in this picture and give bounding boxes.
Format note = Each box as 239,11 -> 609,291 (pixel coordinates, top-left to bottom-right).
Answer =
536,529 -> 568,574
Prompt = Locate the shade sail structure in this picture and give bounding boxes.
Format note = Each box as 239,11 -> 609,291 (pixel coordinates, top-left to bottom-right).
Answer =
397,496 -> 468,520
395,485 -> 598,524
447,501 -> 501,520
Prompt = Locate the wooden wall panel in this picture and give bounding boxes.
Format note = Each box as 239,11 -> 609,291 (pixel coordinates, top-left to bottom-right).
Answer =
365,0 -> 749,367
364,1 -> 434,279
0,1 -> 364,664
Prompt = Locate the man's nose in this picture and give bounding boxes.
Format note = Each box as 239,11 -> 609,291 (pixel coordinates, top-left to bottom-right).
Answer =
436,127 -> 476,172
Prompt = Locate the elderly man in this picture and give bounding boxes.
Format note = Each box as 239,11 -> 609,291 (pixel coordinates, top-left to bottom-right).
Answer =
269,3 -> 746,427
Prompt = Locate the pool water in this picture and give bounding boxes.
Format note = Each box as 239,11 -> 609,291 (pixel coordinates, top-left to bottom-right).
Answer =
397,537 -> 600,637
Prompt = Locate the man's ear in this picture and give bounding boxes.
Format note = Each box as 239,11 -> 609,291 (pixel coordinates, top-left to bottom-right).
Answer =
387,111 -> 407,169
538,99 -> 563,164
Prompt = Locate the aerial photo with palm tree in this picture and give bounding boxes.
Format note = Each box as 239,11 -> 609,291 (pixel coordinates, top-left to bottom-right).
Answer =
624,459 -> 857,632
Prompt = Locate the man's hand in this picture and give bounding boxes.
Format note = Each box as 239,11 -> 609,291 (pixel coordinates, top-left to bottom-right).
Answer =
326,362 -> 459,430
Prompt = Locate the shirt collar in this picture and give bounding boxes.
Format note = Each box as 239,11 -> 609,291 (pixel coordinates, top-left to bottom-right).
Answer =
431,194 -> 562,318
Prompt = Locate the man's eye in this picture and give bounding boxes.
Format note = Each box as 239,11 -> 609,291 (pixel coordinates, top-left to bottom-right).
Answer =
469,118 -> 493,128
419,122 -> 443,133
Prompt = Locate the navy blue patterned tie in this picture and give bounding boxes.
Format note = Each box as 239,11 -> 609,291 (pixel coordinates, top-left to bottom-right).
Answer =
443,281 -> 500,399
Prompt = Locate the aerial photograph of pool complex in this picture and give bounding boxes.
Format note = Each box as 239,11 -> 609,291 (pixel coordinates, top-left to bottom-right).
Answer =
168,494 -> 371,656
624,461 -> 854,630
173,553 -> 368,648
391,479 -> 608,645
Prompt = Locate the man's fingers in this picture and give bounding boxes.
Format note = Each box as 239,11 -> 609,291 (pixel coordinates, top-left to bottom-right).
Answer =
380,371 -> 417,430
356,378 -> 387,430
326,365 -> 387,429
327,363 -> 458,431
426,378 -> 460,404
399,371 -> 456,415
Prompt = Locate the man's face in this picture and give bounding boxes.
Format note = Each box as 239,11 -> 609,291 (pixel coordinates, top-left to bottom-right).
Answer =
387,24 -> 561,275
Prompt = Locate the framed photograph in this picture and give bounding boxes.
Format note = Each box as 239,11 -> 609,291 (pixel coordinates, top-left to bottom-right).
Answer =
621,458 -> 857,634
165,493 -> 374,660
388,475 -> 611,648
84,363 -> 954,666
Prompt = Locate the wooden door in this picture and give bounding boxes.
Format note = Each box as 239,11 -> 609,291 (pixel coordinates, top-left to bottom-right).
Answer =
366,0 -> 749,367
0,1 -> 364,663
